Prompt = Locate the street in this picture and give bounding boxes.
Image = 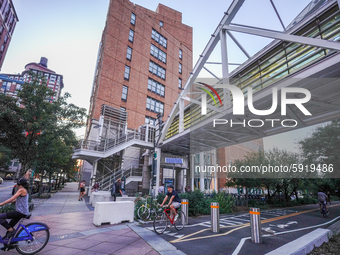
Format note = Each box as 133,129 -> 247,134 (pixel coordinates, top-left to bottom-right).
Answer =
143,202 -> 340,255
0,180 -> 15,202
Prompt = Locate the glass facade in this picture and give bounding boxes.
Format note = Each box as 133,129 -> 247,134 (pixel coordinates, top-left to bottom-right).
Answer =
165,5 -> 340,140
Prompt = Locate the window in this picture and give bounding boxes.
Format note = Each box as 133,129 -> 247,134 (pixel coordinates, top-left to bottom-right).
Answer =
151,29 -> 167,48
179,49 -> 182,59
150,44 -> 166,63
130,13 -> 136,25
122,86 -> 128,101
145,116 -> 156,126
149,61 -> 166,80
124,65 -> 130,80
49,75 -> 56,83
146,96 -> 164,114
120,107 -> 126,111
129,29 -> 134,42
179,63 -> 182,74
126,47 -> 132,60
178,78 -> 182,88
159,21 -> 163,27
148,78 -> 165,97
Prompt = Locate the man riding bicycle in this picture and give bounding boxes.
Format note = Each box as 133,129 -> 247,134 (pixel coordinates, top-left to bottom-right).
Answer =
318,189 -> 328,213
160,185 -> 181,221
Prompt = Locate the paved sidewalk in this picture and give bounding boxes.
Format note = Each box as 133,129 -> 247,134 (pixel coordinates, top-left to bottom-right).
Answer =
0,182 -> 183,255
32,182 -> 89,216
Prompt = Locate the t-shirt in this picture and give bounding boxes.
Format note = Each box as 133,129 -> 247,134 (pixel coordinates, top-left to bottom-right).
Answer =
167,190 -> 181,203
318,192 -> 327,202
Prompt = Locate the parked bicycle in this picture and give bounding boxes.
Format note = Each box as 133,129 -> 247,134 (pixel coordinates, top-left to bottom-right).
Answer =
153,205 -> 185,234
0,214 -> 50,254
137,196 -> 159,220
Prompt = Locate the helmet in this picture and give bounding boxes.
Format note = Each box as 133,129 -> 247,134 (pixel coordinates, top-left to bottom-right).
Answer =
168,184 -> 174,189
17,178 -> 28,186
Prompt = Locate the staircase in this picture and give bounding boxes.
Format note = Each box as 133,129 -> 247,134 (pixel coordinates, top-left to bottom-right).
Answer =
73,125 -> 155,163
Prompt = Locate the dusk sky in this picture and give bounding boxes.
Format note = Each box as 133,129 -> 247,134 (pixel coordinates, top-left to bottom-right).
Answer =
3,0 -> 315,152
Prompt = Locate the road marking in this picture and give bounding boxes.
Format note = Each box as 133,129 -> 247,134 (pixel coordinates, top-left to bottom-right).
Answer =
0,186 -> 12,190
170,204 -> 340,244
232,215 -> 340,255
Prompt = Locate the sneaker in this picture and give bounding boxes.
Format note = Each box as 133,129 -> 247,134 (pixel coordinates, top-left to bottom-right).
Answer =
174,214 -> 178,222
3,230 -> 15,239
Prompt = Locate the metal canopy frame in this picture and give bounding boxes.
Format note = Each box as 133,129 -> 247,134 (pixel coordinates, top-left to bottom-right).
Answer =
159,0 -> 340,147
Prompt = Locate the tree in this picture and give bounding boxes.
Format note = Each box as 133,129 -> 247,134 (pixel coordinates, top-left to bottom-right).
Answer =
0,72 -> 87,180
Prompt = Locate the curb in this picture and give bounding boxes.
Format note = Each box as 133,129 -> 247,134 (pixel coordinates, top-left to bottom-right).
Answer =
265,228 -> 331,255
129,224 -> 186,255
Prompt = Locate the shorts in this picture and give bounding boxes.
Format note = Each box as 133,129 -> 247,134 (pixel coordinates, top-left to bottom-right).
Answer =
172,202 -> 181,209
80,187 -> 85,193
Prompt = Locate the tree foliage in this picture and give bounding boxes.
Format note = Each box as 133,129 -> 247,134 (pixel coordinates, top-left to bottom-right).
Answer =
0,72 -> 87,180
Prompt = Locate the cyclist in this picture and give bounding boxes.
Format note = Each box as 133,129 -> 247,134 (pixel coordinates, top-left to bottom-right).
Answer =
160,184 -> 181,221
318,189 -> 328,213
0,178 -> 30,240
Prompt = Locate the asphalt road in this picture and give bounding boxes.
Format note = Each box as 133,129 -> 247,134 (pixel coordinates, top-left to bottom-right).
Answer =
0,180 -> 15,202
143,202 -> 340,255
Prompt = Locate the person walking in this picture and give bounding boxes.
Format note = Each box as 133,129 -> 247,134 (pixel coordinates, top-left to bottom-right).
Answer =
158,183 -> 164,194
92,181 -> 100,192
112,179 -> 123,201
78,181 -> 86,201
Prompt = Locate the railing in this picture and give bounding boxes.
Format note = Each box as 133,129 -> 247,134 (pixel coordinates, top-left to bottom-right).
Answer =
97,165 -> 143,191
74,127 -> 155,154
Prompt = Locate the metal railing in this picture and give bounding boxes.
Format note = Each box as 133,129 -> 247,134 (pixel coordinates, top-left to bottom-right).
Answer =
74,127 -> 155,154
96,165 -> 143,191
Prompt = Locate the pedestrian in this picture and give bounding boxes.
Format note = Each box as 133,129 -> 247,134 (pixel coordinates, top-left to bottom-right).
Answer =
92,181 -> 99,192
158,183 -> 164,194
78,181 -> 86,201
112,179 -> 123,201
186,186 -> 191,193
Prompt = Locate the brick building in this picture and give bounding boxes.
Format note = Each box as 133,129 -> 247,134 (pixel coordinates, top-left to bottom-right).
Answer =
0,0 -> 18,70
87,0 -> 193,133
0,57 -> 64,101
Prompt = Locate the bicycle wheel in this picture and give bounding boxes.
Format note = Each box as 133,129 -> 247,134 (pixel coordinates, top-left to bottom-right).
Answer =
153,211 -> 168,234
138,206 -> 150,220
15,223 -> 50,255
174,211 -> 186,231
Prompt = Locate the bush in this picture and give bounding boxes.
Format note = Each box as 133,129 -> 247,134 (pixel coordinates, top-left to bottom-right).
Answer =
0,204 -> 15,213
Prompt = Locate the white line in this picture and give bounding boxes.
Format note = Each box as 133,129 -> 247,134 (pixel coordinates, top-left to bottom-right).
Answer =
231,216 -> 340,255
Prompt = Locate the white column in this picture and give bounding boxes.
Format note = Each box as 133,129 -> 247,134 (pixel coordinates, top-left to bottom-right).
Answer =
155,147 -> 161,196
190,155 -> 195,190
214,149 -> 218,192
98,115 -> 104,141
179,99 -> 184,132
219,29 -> 230,109
90,161 -> 98,188
199,152 -> 205,192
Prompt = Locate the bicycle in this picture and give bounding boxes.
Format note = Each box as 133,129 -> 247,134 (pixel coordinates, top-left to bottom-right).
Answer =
0,214 -> 50,254
153,205 -> 186,234
137,196 -> 160,221
320,202 -> 329,218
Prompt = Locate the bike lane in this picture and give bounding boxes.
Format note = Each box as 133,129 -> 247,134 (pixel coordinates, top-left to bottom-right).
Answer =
142,202 -> 340,255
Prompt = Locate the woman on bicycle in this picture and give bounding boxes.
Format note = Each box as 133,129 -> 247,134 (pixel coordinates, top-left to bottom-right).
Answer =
0,178 -> 30,239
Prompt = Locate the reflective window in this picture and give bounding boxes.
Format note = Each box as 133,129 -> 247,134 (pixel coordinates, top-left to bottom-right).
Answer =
122,86 -> 128,101
124,65 -> 130,80
131,13 -> 136,25
126,47 -> 132,60
149,61 -> 166,80
129,29 -> 134,42
150,44 -> 166,63
151,29 -> 167,48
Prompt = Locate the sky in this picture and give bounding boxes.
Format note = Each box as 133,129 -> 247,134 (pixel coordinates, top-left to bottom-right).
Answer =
3,0 -> 317,152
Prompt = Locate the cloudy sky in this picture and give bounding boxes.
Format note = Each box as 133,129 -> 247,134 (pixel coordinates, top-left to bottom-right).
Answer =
4,0 -> 316,152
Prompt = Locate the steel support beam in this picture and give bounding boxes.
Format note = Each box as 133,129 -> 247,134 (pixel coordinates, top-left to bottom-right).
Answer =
226,30 -> 251,58
219,29 -> 230,109
203,66 -> 222,81
223,24 -> 340,51
269,0 -> 286,32
182,96 -> 223,113
179,99 -> 184,133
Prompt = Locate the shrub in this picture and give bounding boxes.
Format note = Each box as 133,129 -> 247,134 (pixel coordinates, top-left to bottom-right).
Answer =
0,204 -> 15,213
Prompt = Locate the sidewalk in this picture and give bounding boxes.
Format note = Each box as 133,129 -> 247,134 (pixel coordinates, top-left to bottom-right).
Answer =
0,183 -> 183,255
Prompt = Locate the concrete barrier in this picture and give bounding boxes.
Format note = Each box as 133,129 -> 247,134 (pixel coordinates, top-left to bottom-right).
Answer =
93,201 -> 134,226
116,197 -> 136,202
91,191 -> 113,207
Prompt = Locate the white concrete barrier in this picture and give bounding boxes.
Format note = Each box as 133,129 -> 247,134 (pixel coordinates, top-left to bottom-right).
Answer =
91,191 -> 113,207
93,201 -> 134,226
116,197 -> 136,202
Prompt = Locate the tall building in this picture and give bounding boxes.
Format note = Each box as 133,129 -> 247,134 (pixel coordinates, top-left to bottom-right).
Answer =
87,0 -> 193,134
0,57 -> 64,101
0,0 -> 18,70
